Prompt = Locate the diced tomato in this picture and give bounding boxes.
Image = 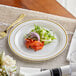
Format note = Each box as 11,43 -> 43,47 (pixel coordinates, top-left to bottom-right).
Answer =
25,39 -> 44,51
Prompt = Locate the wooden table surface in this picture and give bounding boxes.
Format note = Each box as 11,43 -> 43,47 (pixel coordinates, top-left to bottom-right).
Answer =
0,0 -> 75,19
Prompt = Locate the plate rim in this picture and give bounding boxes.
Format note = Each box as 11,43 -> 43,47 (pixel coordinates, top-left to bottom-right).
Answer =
8,19 -> 68,61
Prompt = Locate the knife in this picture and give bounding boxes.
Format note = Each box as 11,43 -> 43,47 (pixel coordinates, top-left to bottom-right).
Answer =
67,29 -> 76,61
19,65 -> 70,76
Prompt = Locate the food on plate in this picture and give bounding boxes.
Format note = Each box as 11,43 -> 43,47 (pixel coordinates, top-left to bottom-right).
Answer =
24,25 -> 56,51
25,39 -> 44,51
0,51 -> 16,76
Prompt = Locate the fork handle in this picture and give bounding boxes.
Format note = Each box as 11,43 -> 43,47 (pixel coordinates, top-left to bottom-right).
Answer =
6,14 -> 25,31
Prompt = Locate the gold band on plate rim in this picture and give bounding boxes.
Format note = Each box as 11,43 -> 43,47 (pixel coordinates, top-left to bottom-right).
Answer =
8,19 -> 68,61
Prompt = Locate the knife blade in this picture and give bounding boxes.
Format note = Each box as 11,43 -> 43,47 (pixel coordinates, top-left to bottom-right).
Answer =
67,29 -> 76,61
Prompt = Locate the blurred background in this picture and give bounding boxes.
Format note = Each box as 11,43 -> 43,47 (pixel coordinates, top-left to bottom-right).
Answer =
0,0 -> 76,19
57,0 -> 76,17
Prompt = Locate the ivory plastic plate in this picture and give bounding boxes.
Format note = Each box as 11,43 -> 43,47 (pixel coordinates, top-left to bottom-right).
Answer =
8,20 -> 68,61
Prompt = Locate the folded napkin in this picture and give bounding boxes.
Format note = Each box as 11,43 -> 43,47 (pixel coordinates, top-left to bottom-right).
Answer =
67,29 -> 76,61
70,63 -> 76,76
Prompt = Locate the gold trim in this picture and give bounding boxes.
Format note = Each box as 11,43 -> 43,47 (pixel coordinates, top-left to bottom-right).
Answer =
8,19 -> 68,61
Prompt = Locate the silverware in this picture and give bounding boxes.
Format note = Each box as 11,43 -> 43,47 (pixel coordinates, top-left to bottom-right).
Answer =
0,14 -> 25,39
67,29 -> 76,61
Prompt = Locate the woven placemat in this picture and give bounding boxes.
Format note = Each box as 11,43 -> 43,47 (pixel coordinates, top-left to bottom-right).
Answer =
0,4 -> 76,69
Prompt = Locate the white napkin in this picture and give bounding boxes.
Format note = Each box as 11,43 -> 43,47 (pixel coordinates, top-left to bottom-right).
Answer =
67,29 -> 76,61
70,63 -> 76,76
19,67 -> 50,76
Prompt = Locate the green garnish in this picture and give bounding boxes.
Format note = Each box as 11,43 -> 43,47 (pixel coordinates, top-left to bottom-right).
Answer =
31,25 -> 56,44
